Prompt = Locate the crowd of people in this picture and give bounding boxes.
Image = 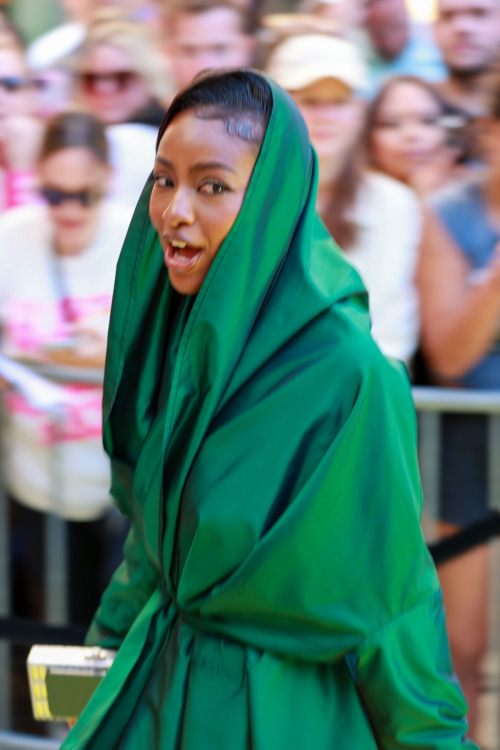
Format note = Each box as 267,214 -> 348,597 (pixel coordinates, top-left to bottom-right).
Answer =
1,0 -> 500,741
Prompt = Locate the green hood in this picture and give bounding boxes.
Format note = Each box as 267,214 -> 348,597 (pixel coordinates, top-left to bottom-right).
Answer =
102,77 -> 369,585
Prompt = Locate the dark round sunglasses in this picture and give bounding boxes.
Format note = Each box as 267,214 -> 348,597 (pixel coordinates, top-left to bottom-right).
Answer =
80,70 -> 138,94
0,76 -> 29,92
40,187 -> 104,208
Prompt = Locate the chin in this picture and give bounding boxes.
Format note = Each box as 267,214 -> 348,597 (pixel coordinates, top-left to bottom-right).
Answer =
59,236 -> 87,256
168,270 -> 202,296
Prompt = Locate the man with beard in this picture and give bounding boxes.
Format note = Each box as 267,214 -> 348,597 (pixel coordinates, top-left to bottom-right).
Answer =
435,0 -> 500,117
163,0 -> 258,94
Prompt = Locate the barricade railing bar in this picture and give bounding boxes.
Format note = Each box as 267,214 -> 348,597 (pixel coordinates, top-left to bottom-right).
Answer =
0,731 -> 61,750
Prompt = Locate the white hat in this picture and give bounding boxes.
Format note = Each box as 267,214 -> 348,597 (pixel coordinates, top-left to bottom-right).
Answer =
266,33 -> 367,93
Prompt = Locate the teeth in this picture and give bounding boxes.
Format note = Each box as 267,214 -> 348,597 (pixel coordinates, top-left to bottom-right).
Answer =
171,240 -> 187,248
174,250 -> 190,261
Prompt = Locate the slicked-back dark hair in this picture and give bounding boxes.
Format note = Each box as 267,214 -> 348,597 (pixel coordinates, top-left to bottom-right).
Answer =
156,69 -> 273,152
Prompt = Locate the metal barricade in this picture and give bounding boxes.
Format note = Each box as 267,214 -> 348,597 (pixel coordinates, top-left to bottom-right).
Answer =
414,387 -> 500,747
414,387 -> 500,523
0,731 -> 61,750
0,380 -> 499,746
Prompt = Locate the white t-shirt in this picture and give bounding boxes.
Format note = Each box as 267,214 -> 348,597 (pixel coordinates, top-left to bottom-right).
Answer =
107,124 -> 158,211
346,171 -> 421,364
0,203 -> 131,520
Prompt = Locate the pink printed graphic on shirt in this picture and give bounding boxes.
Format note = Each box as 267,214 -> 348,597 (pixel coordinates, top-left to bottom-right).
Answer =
2,294 -> 110,443
4,295 -> 112,353
4,385 -> 103,445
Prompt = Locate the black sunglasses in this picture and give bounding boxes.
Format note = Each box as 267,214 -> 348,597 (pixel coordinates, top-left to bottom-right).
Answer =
80,70 -> 138,93
40,187 -> 104,208
0,76 -> 29,92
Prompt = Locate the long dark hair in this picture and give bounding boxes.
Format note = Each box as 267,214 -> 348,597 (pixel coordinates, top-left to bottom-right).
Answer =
156,69 -> 273,152
321,145 -> 364,252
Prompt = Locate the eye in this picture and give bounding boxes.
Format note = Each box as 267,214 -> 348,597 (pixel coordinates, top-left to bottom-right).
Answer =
422,116 -> 440,127
153,175 -> 173,189
199,179 -> 228,195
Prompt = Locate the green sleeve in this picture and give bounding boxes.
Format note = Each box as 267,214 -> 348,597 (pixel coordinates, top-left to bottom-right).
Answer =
85,522 -> 160,650
334,352 -> 476,747
352,589 -> 478,748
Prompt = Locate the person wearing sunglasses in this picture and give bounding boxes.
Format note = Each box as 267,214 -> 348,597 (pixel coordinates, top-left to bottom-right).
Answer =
77,14 -> 171,127
76,14 -> 172,209
0,33 -> 44,211
0,111 -> 131,572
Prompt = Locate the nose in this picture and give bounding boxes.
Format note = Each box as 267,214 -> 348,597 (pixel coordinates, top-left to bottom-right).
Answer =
451,12 -> 473,35
400,119 -> 425,144
162,187 -> 195,229
94,79 -> 120,96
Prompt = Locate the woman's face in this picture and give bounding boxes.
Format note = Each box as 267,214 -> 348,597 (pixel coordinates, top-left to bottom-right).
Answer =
369,81 -> 447,184
80,43 -> 150,125
150,110 -> 259,296
291,78 -> 362,169
38,147 -> 110,256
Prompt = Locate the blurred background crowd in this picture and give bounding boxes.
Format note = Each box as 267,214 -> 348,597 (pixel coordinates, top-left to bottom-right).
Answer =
1,0 -> 500,743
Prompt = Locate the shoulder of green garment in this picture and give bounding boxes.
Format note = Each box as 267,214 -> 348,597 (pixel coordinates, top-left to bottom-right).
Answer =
314,303 -> 414,420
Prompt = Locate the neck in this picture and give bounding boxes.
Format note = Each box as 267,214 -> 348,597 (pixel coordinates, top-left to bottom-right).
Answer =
54,224 -> 98,258
316,150 -> 349,217
54,241 -> 85,257
317,173 -> 339,215
318,154 -> 344,191
442,69 -> 490,115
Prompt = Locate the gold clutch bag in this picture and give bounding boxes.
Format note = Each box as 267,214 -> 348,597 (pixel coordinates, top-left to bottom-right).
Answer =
27,645 -> 116,721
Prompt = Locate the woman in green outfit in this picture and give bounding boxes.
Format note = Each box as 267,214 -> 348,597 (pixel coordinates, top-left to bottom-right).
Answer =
63,70 -> 476,749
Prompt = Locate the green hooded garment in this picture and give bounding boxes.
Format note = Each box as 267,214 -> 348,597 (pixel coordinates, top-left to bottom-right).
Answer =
62,80 -> 477,749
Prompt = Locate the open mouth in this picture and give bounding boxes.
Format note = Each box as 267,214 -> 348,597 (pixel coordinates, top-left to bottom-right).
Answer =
164,240 -> 203,273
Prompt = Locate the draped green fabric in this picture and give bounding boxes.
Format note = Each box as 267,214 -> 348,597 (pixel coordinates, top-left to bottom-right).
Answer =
62,81 -> 477,749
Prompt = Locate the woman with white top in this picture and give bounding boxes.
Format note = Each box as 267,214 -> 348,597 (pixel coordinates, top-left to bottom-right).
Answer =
266,33 -> 421,365
0,110 -> 130,621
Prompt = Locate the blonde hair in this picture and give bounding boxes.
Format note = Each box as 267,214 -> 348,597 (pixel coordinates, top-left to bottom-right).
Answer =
79,12 -> 173,103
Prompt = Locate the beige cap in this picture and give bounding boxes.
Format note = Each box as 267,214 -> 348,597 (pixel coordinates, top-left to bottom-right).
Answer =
266,33 -> 367,93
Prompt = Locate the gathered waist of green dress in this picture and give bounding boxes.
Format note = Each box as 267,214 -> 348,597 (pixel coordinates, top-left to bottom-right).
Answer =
156,579 -> 368,664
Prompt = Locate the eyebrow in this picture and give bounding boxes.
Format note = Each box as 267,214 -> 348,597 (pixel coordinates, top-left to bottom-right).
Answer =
155,157 -> 238,175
